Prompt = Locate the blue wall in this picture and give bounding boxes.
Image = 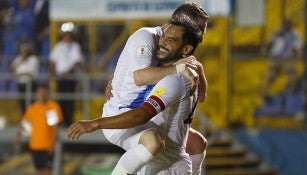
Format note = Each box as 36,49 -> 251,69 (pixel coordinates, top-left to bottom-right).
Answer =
235,129 -> 307,175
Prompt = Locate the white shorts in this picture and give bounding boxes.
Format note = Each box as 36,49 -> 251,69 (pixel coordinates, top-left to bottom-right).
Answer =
102,125 -> 150,151
102,103 -> 148,150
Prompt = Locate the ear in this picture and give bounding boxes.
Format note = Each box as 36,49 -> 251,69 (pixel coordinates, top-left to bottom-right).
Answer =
182,45 -> 193,56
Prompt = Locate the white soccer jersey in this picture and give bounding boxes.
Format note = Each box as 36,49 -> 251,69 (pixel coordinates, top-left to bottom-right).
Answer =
139,74 -> 198,174
50,41 -> 83,75
103,26 -> 162,117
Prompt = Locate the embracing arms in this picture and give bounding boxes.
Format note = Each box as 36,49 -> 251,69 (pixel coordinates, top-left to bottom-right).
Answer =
67,105 -> 154,140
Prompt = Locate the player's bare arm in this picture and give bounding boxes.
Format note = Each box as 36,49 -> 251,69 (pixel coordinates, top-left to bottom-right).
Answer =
67,105 -> 154,140
133,56 -> 195,86
133,56 -> 202,87
134,56 -> 207,102
133,65 -> 176,86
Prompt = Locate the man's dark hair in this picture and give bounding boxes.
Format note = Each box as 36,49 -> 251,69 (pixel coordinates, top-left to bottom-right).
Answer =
169,15 -> 202,55
172,2 -> 210,34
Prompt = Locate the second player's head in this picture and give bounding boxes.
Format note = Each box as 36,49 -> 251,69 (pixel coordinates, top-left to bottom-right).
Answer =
172,2 -> 210,35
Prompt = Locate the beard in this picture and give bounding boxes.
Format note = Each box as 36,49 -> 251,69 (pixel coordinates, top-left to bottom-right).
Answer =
156,45 -> 183,64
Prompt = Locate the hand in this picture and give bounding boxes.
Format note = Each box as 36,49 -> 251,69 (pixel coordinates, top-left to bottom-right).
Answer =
173,55 -> 195,65
67,120 -> 97,140
174,55 -> 208,101
181,67 -> 199,95
177,56 -> 206,99
185,59 -> 208,102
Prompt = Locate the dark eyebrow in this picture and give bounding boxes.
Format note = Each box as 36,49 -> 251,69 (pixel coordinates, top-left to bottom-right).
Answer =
166,35 -> 177,42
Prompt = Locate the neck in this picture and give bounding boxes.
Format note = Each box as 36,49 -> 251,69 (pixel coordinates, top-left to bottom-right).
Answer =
161,53 -> 188,67
162,61 -> 175,67
38,99 -> 48,104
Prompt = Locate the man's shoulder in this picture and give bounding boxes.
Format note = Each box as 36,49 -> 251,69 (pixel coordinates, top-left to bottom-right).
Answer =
162,74 -> 192,95
131,27 -> 160,39
160,74 -> 187,88
51,41 -> 64,52
48,100 -> 60,108
137,27 -> 159,34
26,102 -> 40,111
164,74 -> 185,81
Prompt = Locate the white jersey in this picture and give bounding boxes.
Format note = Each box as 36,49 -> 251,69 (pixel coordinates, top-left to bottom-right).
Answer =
101,26 -> 196,174
50,41 -> 83,75
103,26 -> 162,116
12,55 -> 39,83
140,74 -> 198,174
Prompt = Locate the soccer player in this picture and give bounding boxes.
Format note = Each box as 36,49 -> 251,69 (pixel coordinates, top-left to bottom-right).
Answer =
15,83 -> 63,175
104,3 -> 209,174
68,17 -> 203,174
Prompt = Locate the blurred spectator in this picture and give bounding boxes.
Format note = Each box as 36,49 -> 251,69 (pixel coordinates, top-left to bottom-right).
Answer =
49,23 -> 83,127
38,26 -> 50,57
13,0 -> 36,43
0,0 -> 10,91
11,42 -> 39,113
2,6 -> 17,56
261,18 -> 303,98
3,0 -> 36,57
0,0 -> 10,53
34,0 -> 49,32
14,83 -> 63,175
34,0 -> 49,56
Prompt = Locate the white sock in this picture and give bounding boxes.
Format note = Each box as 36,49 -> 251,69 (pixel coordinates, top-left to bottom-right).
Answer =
112,144 -> 154,174
190,152 -> 206,175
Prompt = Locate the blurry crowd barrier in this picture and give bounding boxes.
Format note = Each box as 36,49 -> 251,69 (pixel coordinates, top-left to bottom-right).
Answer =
0,53 -> 305,130
0,56 -> 111,123
197,54 -> 305,129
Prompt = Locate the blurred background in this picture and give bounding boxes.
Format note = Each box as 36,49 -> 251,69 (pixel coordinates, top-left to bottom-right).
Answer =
0,0 -> 306,175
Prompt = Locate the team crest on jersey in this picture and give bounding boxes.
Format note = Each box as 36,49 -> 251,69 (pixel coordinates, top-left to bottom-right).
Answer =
152,87 -> 166,97
137,47 -> 150,57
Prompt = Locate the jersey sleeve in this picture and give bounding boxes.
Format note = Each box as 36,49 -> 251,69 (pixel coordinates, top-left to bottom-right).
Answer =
142,75 -> 186,115
22,106 -> 32,121
127,29 -> 156,71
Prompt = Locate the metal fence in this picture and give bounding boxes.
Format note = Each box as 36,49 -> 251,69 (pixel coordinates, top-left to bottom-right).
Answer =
0,72 -> 111,120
